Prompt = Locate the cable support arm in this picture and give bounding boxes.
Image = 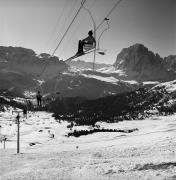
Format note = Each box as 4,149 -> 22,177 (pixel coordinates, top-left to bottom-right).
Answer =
81,2 -> 97,71
97,18 -> 110,50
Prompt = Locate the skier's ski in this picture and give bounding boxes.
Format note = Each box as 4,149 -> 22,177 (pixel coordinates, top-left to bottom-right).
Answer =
65,49 -> 97,64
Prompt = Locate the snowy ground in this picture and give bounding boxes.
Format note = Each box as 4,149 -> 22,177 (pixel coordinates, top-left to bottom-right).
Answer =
0,109 -> 176,180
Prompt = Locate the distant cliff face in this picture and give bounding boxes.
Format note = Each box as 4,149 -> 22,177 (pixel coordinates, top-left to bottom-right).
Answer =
113,44 -> 176,81
0,46 -> 68,80
163,55 -> 176,72
0,70 -> 37,96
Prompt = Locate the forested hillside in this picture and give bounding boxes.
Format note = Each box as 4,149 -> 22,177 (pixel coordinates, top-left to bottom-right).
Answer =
48,85 -> 175,125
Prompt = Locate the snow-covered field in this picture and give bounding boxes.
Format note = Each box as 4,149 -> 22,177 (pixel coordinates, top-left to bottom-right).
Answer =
155,80 -> 176,93
0,109 -> 176,180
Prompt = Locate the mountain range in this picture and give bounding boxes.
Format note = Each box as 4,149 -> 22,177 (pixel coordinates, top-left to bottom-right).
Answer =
0,44 -> 175,99
163,55 -> 176,72
0,46 -> 68,80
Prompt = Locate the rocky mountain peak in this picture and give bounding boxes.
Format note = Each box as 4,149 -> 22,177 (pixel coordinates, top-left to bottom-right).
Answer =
163,55 -> 176,72
0,46 -> 68,80
113,44 -> 175,81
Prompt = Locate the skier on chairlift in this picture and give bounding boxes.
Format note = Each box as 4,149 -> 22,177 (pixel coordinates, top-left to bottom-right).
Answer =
76,30 -> 96,55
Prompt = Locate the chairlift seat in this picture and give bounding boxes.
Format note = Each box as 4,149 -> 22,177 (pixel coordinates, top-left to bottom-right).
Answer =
84,43 -> 95,51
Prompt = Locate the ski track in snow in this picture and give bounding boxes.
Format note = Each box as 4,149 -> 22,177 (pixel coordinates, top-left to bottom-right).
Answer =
0,110 -> 176,180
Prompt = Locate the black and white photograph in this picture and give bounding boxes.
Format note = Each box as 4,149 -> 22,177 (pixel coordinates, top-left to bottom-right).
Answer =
0,0 -> 176,179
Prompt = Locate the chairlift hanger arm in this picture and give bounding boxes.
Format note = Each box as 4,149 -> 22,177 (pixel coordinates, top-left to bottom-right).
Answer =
96,0 -> 123,30
81,2 -> 96,40
80,1 -> 97,71
97,18 -> 110,50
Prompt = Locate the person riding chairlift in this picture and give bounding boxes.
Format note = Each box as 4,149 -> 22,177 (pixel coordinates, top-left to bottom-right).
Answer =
76,30 -> 96,55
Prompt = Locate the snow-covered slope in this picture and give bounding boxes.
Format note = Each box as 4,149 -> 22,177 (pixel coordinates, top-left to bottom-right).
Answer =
42,72 -> 139,99
1,109 -> 176,180
154,80 -> 176,93
97,66 -> 125,76
69,59 -> 111,71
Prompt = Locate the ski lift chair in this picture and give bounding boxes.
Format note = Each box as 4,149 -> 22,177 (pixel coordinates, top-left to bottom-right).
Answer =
56,91 -> 60,95
83,42 -> 96,52
54,73 -> 62,95
97,18 -> 110,56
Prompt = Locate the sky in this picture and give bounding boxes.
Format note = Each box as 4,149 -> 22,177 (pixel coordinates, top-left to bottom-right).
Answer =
0,0 -> 175,64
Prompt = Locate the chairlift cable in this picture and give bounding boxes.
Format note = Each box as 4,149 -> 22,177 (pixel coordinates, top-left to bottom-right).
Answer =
41,0 -> 122,77
66,0 -> 98,51
38,0 -> 86,78
65,0 -> 123,66
45,0 -> 70,52
48,0 -> 79,54
96,0 -> 123,31
83,0 -> 123,68
39,1 -> 77,77
51,0 -> 86,57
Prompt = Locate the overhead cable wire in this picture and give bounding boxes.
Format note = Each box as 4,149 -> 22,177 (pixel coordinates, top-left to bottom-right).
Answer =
65,0 -> 123,63
96,0 -> 123,30
66,0 -> 98,47
40,0 -> 122,77
39,0 -> 86,78
45,0 -> 70,51
49,0 -> 79,54
51,0 -> 86,56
